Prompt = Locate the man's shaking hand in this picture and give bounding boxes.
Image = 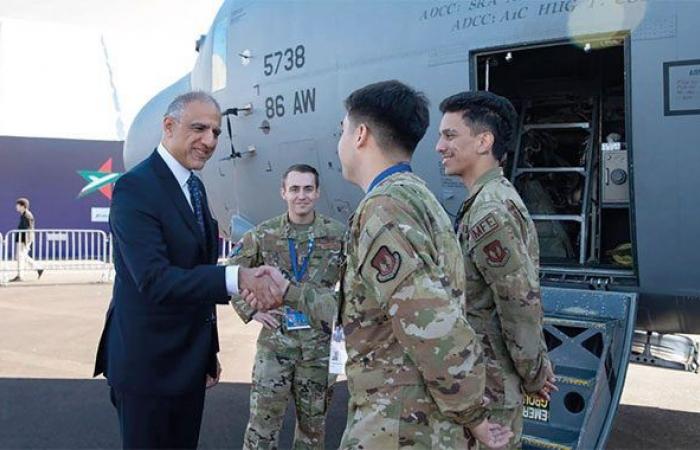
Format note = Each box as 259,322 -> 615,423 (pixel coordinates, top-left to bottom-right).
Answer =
238,266 -> 289,311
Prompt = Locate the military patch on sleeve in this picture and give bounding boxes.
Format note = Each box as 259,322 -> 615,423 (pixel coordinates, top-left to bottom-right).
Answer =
483,239 -> 510,267
506,199 -> 528,230
506,200 -> 520,220
370,245 -> 401,283
469,213 -> 500,242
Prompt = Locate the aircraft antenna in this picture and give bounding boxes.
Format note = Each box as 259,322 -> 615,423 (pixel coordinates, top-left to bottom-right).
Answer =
100,34 -> 125,140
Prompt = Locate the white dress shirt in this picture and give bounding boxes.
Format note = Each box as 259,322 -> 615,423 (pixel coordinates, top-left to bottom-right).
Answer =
157,143 -> 240,295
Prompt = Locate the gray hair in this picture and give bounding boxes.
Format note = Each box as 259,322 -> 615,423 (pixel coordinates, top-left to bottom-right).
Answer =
164,91 -> 221,120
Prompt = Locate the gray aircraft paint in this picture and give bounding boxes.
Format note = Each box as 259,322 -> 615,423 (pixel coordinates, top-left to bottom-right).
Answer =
123,2 -> 699,447
125,0 -> 700,332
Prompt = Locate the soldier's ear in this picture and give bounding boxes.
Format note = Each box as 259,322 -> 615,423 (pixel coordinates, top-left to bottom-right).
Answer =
477,131 -> 495,156
356,123 -> 369,149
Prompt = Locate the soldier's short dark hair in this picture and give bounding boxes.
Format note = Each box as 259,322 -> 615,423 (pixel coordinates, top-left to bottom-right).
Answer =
282,164 -> 319,189
439,91 -> 517,160
16,198 -> 29,209
344,80 -> 429,157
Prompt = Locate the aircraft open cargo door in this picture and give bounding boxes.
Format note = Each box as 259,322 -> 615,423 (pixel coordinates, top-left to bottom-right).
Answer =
523,287 -> 637,450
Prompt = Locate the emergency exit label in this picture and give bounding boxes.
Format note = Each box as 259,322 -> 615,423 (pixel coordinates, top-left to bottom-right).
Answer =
523,394 -> 550,422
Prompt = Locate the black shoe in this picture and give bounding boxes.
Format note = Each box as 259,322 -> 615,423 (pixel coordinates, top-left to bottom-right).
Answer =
9,276 -> 21,282
37,269 -> 44,280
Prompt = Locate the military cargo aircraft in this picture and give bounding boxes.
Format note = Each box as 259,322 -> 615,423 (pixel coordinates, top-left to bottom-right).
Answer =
123,1 -> 700,448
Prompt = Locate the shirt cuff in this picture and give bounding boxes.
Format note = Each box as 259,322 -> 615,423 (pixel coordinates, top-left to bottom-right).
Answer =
225,265 -> 239,295
462,405 -> 489,430
522,355 -> 551,393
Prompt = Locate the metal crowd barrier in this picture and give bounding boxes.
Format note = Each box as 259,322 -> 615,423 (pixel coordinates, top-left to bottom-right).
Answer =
0,232 -> 4,281
0,229 -> 112,285
219,237 -> 235,262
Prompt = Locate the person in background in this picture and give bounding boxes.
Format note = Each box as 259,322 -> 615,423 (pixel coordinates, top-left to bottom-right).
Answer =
10,197 -> 43,282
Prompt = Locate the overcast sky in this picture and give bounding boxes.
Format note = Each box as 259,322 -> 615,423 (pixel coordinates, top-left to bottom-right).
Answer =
0,0 -> 224,140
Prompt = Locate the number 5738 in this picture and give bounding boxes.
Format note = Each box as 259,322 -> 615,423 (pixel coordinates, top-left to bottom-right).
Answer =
263,45 -> 306,76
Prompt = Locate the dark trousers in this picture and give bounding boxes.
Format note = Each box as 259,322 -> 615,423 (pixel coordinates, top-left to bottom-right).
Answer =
110,386 -> 206,449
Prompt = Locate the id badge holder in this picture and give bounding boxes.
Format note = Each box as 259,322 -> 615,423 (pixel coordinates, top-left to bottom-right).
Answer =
284,306 -> 311,331
328,323 -> 348,375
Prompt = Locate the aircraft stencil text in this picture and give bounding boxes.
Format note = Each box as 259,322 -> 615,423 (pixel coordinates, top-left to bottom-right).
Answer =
264,88 -> 316,119
263,45 -> 306,77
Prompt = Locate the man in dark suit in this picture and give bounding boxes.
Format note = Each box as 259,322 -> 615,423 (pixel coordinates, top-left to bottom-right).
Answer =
94,91 -> 280,449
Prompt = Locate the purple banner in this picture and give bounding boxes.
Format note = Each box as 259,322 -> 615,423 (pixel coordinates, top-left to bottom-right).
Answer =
0,136 -> 124,234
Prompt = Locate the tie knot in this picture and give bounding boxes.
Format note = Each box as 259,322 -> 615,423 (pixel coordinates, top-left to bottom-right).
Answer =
187,173 -> 198,188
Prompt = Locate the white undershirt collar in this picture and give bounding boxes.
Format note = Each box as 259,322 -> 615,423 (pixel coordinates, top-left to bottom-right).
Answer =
157,143 -> 191,190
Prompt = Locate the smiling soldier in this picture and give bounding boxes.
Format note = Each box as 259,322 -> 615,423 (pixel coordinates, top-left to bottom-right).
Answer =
226,164 -> 344,450
436,91 -> 557,449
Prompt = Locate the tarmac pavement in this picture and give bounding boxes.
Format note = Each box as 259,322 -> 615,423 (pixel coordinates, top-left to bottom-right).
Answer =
0,274 -> 698,449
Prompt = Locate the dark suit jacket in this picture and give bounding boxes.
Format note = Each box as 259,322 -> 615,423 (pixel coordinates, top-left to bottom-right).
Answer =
94,150 -> 229,396
15,211 -> 34,243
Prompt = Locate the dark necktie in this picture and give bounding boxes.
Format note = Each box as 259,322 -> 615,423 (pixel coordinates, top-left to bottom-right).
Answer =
186,173 -> 207,238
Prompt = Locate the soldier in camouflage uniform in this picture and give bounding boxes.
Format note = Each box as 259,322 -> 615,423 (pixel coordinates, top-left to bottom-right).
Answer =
227,164 -> 344,449
436,91 -> 558,449
252,81 -> 513,449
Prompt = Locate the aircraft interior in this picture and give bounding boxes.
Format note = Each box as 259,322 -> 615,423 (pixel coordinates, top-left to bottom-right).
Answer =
474,37 -> 634,283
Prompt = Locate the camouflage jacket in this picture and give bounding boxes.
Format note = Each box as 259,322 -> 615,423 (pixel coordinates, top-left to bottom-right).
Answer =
226,213 -> 344,340
456,167 -> 551,408
286,171 -> 487,428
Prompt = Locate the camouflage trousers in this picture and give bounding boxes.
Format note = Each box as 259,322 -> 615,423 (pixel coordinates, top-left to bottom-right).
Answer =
339,384 -> 478,450
244,333 -> 334,450
488,405 -> 524,450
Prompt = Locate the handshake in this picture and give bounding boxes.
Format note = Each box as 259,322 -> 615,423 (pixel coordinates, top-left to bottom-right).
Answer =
238,266 -> 290,311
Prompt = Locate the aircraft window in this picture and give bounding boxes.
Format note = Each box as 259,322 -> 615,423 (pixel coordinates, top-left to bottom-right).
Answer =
212,18 -> 227,91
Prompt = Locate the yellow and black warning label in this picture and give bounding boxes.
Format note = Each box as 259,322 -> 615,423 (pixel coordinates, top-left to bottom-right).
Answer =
522,394 -> 550,422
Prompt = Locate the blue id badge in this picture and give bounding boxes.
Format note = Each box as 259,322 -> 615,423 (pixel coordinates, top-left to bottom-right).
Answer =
285,306 -> 311,330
